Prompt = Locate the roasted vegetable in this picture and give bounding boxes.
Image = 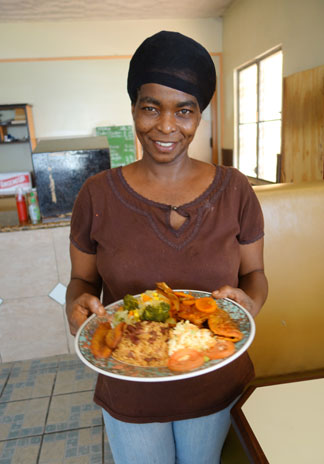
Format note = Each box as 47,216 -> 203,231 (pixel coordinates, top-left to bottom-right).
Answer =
90,322 -> 112,359
208,310 -> 243,342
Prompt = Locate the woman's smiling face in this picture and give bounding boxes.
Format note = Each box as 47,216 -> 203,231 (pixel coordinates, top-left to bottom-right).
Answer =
132,83 -> 201,164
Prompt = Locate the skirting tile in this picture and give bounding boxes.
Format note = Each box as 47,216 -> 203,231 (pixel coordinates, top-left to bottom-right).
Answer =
51,226 -> 71,287
0,296 -> 69,363
62,311 -> 77,355
0,229 -> 58,300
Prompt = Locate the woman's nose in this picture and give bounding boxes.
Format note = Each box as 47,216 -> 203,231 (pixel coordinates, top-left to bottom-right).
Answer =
157,112 -> 176,134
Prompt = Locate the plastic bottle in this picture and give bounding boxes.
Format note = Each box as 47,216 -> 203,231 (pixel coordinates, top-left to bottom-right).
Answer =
27,188 -> 41,224
15,188 -> 29,226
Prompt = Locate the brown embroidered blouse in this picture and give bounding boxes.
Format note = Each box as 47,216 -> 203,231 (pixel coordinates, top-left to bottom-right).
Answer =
70,165 -> 264,423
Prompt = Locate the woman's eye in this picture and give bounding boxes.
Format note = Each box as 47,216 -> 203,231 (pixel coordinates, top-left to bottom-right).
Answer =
143,106 -> 157,112
178,108 -> 192,116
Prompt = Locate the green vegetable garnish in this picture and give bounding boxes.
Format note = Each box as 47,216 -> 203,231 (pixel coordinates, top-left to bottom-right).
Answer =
141,302 -> 170,323
123,294 -> 139,311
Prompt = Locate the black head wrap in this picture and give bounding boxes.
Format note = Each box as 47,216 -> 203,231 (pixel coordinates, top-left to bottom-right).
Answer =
127,31 -> 216,112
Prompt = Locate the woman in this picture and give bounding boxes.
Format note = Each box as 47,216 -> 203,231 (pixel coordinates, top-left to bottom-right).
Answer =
66,31 -> 268,464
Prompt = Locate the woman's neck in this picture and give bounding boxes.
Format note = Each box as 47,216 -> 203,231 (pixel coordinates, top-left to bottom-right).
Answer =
121,156 -> 216,207
132,155 -> 198,184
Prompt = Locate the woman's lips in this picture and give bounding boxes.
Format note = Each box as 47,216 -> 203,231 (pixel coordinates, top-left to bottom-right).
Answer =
153,140 -> 177,152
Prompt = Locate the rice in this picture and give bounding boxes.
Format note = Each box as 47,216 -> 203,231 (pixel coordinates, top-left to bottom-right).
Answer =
112,320 -> 217,368
168,320 -> 216,356
112,321 -> 170,367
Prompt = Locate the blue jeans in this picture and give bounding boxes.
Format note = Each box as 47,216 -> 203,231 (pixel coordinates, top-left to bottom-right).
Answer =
102,400 -> 235,464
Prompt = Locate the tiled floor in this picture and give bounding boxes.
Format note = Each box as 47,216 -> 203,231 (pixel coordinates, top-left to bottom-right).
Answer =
0,354 -> 115,464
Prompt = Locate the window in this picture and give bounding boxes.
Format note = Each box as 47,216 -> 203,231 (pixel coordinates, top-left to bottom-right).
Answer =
236,48 -> 283,182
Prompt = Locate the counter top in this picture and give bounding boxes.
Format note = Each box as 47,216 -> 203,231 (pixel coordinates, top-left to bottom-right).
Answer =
0,220 -> 70,233
0,195 -> 71,232
0,209 -> 70,232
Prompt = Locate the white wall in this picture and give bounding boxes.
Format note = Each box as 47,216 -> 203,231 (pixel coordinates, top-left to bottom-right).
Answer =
222,0 -> 324,149
0,19 -> 222,140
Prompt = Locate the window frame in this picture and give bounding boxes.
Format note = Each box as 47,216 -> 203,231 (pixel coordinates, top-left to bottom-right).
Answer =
235,46 -> 283,183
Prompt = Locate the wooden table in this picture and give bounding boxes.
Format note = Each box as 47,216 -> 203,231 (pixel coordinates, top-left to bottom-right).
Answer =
231,371 -> 324,463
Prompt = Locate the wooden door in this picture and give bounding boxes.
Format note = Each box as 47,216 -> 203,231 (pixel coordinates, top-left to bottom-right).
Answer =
281,64 -> 324,182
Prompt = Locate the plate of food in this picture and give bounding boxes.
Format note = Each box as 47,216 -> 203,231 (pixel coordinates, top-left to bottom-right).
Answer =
75,282 -> 255,382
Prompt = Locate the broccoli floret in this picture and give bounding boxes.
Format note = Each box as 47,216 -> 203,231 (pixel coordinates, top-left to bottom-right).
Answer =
141,302 -> 170,322
123,294 -> 139,311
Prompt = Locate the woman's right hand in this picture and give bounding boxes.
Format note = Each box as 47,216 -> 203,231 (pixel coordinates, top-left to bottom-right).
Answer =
67,244 -> 106,336
67,293 -> 106,336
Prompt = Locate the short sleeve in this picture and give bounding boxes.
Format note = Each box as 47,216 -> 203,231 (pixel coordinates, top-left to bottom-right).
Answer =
236,172 -> 264,245
69,180 -> 97,254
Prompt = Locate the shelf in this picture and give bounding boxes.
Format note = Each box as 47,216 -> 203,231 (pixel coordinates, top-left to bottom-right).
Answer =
0,103 -> 36,170
0,140 -> 29,145
0,121 -> 27,127
0,104 -> 30,110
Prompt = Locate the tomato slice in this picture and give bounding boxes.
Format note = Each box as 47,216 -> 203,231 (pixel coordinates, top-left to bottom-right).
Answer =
195,297 -> 218,313
168,348 -> 205,372
204,339 -> 236,359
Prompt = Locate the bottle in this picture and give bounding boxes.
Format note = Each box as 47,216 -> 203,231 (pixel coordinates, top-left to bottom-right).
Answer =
27,188 -> 41,224
15,188 -> 29,226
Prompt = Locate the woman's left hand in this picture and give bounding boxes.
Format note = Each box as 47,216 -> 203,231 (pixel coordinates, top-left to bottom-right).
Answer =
212,239 -> 268,318
212,286 -> 256,316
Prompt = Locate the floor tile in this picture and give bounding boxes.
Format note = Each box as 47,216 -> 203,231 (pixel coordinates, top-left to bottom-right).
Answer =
45,391 -> 102,433
0,296 -> 69,362
53,362 -> 97,395
12,356 -> 60,375
0,397 -> 49,441
0,363 -> 12,397
0,369 -> 55,403
103,430 -> 115,464
39,426 -> 103,464
0,435 -> 42,464
56,354 -> 80,369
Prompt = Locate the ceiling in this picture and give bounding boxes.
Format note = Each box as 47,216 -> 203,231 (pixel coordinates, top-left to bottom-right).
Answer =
0,0 -> 234,22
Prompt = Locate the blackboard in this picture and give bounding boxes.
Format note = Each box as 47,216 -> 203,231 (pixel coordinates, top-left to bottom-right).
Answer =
96,125 -> 136,168
32,136 -> 110,220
